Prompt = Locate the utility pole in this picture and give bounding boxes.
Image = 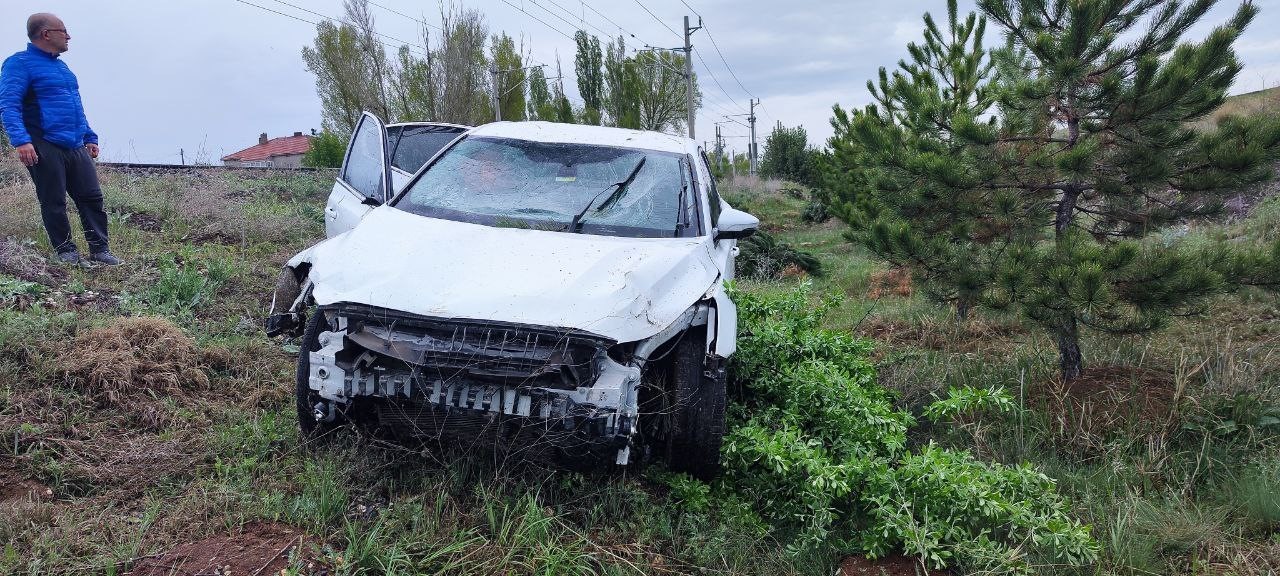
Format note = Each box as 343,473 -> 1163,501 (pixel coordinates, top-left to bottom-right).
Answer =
748,98 -> 759,175
683,16 -> 701,140
714,123 -> 725,174
179,148 -> 185,166
490,64 -> 502,121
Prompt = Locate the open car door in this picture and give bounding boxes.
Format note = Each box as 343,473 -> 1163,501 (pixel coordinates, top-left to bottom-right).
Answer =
325,112 -> 393,238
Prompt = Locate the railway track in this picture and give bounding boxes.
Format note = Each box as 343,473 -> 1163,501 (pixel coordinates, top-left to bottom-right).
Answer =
97,162 -> 336,172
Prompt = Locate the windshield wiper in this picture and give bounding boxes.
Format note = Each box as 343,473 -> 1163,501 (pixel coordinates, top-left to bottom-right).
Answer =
674,159 -> 690,236
566,157 -> 647,233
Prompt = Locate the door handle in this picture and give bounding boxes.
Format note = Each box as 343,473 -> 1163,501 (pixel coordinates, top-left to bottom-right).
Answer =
325,206 -> 337,218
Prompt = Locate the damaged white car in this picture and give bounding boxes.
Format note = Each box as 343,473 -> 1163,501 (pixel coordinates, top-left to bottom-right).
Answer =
267,114 -> 757,477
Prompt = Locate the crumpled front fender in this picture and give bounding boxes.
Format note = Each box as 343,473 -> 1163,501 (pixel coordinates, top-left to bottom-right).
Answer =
263,248 -> 318,337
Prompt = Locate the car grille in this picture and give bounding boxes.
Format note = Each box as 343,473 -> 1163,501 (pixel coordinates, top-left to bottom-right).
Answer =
334,304 -> 612,390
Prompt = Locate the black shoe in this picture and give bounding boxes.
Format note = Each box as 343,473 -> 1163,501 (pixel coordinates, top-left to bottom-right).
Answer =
56,251 -> 82,265
89,251 -> 122,266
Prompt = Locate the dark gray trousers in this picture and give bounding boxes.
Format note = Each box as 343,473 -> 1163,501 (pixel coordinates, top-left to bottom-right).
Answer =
25,136 -> 109,255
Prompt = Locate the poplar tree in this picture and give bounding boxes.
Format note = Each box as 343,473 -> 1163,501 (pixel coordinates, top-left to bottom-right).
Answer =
526,65 -> 556,121
574,31 -> 604,125
490,33 -> 526,121
830,0 -> 1280,380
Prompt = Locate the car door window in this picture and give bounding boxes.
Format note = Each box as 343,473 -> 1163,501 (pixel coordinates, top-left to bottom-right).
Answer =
391,126 -> 466,173
341,115 -> 386,201
698,149 -> 722,227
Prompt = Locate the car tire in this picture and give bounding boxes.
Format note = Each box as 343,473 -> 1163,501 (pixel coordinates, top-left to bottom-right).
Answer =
296,311 -> 341,442
656,330 -> 726,480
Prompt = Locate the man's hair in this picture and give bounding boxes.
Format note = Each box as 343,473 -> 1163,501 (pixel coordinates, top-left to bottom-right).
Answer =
26,13 -> 56,40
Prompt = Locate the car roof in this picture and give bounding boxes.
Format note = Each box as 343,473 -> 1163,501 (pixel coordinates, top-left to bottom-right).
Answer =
466,121 -> 694,154
387,121 -> 471,131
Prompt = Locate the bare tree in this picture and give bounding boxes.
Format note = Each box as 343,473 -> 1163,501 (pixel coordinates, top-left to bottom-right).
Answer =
435,7 -> 491,124
341,0 -> 391,121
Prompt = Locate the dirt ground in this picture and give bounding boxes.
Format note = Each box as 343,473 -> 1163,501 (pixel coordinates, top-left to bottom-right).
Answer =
840,554 -> 947,576
0,459 -> 53,506
126,521 -> 318,576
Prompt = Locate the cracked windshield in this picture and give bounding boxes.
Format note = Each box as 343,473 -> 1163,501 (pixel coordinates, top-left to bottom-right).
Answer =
397,136 -> 690,238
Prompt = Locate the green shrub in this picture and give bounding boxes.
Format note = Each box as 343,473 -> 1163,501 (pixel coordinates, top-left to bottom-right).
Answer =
127,254 -> 232,318
736,230 -> 824,280
703,284 -> 1100,572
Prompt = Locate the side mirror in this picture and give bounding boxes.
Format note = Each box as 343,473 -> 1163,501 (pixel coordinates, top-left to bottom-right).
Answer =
361,196 -> 383,207
714,206 -> 758,241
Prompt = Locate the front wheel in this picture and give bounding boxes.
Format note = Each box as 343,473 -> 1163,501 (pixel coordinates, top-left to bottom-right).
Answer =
647,330 -> 726,479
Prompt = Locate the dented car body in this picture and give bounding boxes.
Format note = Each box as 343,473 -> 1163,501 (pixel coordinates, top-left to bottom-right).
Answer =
268,115 -> 757,475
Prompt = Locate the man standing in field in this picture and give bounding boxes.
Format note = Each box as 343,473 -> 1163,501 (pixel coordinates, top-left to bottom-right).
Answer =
0,13 -> 120,266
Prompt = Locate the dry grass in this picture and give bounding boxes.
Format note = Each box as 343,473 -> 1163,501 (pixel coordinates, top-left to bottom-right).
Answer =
0,237 -> 67,286
1189,86 -> 1280,132
59,316 -> 212,404
866,268 -> 913,299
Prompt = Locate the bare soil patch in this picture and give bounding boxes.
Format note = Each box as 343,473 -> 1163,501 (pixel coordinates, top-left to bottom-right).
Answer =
0,237 -> 69,287
0,459 -> 53,506
1031,366 -> 1178,444
126,521 -> 318,576
64,289 -> 120,313
840,554 -> 945,576
123,211 -> 164,232
184,229 -> 243,246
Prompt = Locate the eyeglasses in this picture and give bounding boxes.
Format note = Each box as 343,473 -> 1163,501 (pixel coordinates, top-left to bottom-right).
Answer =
43,28 -> 68,36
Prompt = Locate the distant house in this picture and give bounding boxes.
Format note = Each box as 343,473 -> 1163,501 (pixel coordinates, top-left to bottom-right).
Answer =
222,132 -> 312,168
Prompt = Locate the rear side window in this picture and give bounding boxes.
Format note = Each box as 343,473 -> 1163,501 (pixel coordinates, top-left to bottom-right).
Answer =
698,149 -> 722,227
391,126 -> 466,173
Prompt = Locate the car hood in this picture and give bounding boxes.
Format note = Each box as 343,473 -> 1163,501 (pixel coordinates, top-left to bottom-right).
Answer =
291,206 -> 721,343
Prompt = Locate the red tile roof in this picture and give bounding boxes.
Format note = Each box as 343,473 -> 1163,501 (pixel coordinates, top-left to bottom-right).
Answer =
221,134 -> 312,162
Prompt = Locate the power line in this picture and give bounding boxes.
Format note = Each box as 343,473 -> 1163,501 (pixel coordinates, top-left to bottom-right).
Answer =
525,0 -> 598,42
579,0 -> 649,46
231,0 -> 318,27
265,0 -> 427,56
366,0 -> 442,31
693,47 -> 744,112
632,0 -> 682,41
537,0 -> 616,41
231,0 -> 426,58
679,0 -> 756,101
501,0 -> 577,41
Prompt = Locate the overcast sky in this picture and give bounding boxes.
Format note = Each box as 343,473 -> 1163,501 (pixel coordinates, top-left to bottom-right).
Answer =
10,0 -> 1279,163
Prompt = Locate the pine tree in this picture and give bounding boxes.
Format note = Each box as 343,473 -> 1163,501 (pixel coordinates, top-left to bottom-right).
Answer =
826,0 -> 1001,321
829,0 -> 1280,380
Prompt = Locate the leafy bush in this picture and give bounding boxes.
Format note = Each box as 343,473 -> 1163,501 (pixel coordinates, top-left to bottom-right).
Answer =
702,284 -> 1099,572
302,131 -> 347,168
923,385 -> 1016,423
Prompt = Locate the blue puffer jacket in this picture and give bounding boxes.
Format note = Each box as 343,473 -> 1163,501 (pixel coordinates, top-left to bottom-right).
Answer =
0,43 -> 97,150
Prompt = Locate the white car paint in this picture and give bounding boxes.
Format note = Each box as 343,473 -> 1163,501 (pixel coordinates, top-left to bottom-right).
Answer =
462,121 -> 693,154
293,206 -> 723,344
296,119 -> 756,356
